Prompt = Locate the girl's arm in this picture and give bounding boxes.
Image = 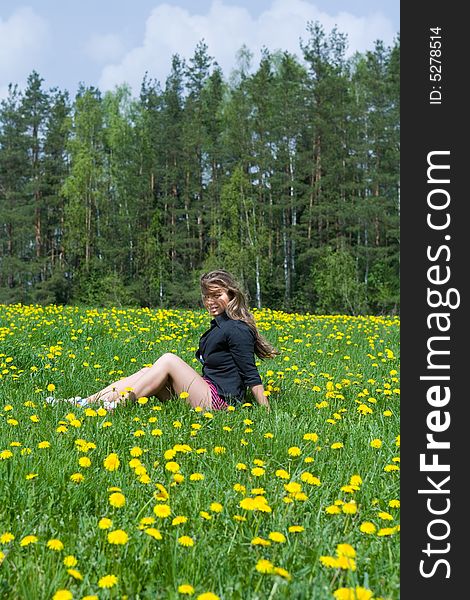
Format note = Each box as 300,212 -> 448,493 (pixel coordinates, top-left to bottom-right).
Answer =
250,384 -> 271,411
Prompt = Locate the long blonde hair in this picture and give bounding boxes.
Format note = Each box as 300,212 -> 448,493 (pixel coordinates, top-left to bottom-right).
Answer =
200,270 -> 279,359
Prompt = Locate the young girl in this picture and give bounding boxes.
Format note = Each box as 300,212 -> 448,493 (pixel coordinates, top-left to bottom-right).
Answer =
56,270 -> 278,411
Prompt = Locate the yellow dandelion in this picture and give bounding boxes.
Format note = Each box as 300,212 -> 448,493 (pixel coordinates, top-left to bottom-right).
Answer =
268,531 -> 286,543
0,532 -> 14,544
178,535 -> 195,547
288,446 -> 301,457
98,574 -> 118,589
336,544 -> 356,558
20,535 -> 38,547
333,587 -> 374,600
52,591 -> 72,600
288,525 -> 304,533
273,567 -> 291,580
331,442 -> 344,450
154,483 -> 169,500
98,518 -> 113,530
67,568 -> 83,580
251,537 -> 271,546
178,584 -> 195,595
138,516 -> 155,529
301,472 -> 321,486
153,504 -> 171,518
336,556 -> 357,571
320,556 -> 340,568
342,502 -> 357,514
360,522 -> 376,534
377,527 -> 396,537
165,461 -> 180,473
350,475 -> 362,487
47,538 -> 64,551
107,529 -> 128,545
172,516 -> 188,526
256,559 -> 275,574
103,453 -> 120,471
284,481 -> 302,494
108,492 -> 126,508
63,555 -> 77,567
144,528 -> 162,540
210,502 -> 223,513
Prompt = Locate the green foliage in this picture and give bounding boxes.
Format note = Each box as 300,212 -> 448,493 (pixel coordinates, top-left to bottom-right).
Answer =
0,24 -> 400,315
72,261 -> 133,308
312,247 -> 368,315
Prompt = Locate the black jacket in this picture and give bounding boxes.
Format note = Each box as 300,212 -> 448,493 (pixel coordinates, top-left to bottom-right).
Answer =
195,311 -> 263,403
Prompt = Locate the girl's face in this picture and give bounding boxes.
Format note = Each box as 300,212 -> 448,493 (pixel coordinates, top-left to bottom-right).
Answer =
203,287 -> 231,316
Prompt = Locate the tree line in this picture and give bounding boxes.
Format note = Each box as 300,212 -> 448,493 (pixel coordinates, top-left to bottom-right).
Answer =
0,23 -> 400,314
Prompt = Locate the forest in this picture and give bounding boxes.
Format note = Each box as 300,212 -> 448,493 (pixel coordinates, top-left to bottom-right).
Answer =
0,23 -> 400,314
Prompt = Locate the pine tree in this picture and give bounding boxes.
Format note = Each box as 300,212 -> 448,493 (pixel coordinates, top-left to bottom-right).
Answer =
0,84 -> 30,298
38,87 -> 72,302
21,71 -> 50,278
61,85 -> 106,299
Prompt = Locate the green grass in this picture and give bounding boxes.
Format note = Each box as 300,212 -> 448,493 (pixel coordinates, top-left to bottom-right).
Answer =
0,305 -> 400,600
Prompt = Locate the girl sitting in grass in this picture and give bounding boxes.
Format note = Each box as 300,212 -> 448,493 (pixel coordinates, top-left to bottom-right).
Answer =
48,270 -> 278,411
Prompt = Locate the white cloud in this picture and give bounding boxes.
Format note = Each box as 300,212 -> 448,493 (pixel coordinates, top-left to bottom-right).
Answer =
0,7 -> 48,95
98,0 -> 397,93
84,33 -> 127,64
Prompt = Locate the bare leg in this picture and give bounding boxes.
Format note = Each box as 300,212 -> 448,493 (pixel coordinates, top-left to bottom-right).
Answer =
85,368 -> 150,404
100,353 -> 213,409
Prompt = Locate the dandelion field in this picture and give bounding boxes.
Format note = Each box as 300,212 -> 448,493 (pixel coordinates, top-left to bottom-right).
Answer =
0,304 -> 400,600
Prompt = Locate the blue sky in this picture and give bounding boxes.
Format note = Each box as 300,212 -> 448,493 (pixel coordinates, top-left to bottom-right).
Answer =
0,0 -> 399,99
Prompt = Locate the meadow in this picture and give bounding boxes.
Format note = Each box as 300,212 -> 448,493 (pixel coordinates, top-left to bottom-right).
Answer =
0,304 -> 400,600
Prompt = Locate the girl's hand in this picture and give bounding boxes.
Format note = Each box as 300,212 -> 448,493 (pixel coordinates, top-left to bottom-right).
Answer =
250,385 -> 271,412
